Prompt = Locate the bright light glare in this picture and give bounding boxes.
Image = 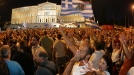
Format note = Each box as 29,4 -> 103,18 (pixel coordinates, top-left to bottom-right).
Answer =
133,5 -> 134,9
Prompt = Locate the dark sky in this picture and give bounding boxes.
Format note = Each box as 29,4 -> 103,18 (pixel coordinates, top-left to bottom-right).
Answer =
0,0 -> 134,22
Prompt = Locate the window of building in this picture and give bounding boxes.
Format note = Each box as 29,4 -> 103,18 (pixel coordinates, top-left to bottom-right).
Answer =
57,13 -> 60,15
46,12 -> 49,15
16,21 -> 18,24
46,19 -> 47,22
34,20 -> 36,22
40,19 -> 41,23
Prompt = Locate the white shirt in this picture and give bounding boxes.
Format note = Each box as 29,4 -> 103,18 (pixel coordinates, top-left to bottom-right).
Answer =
111,49 -> 120,62
104,71 -> 110,75
72,61 -> 91,75
127,67 -> 134,75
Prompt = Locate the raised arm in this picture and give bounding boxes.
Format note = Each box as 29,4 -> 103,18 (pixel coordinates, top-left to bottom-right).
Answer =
59,26 -> 77,55
62,61 -> 74,75
118,42 -> 123,53
119,33 -> 131,60
63,51 -> 81,75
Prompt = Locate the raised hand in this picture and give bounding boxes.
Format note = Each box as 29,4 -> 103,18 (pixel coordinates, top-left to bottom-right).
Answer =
119,33 -> 125,42
87,61 -> 94,72
70,50 -> 81,63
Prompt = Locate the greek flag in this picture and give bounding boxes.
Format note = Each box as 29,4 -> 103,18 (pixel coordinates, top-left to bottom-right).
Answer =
61,0 -> 94,18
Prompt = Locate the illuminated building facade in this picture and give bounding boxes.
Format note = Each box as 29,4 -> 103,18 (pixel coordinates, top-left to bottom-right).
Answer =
11,1 -> 92,24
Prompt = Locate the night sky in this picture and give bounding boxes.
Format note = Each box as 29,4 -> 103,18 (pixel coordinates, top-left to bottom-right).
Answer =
0,0 -> 134,25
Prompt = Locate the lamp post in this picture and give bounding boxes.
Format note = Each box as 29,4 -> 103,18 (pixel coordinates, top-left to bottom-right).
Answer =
132,5 -> 134,26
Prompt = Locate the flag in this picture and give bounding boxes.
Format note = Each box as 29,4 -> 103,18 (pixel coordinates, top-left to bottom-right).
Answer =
61,0 -> 94,18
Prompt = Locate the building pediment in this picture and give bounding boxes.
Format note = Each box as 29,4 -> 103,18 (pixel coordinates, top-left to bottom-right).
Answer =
38,1 -> 56,6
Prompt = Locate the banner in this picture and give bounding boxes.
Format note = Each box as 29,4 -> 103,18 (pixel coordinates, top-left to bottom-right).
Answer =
102,25 -> 113,30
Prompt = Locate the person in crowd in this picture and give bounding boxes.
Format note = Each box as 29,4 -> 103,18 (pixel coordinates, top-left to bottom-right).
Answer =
1,45 -> 25,75
89,41 -> 105,69
97,35 -> 105,50
0,54 -> 9,75
34,49 -> 57,75
53,33 -> 67,75
88,54 -> 112,75
10,39 -> 18,60
14,40 -> 35,75
111,35 -> 122,75
67,32 -> 76,47
63,49 -> 93,75
65,32 -> 75,61
40,30 -> 54,61
118,33 -> 134,75
105,36 -> 113,54
63,52 -> 112,75
59,26 -> 93,75
31,35 -> 43,59
114,34 -> 120,47
75,34 -> 83,48
31,35 -> 44,70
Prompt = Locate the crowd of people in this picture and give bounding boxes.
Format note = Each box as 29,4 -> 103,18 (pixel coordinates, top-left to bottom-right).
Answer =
0,26 -> 134,75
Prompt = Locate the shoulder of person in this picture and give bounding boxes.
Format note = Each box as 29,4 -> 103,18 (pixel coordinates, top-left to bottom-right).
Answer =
49,61 -> 56,66
100,50 -> 105,53
12,60 -> 21,65
103,71 -> 110,75
36,67 -> 53,75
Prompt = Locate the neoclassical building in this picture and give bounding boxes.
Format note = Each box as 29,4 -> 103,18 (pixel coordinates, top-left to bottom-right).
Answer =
11,1 -> 92,24
11,2 -> 61,24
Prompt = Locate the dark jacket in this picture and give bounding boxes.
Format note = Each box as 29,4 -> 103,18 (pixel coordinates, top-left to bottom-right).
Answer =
34,61 -> 57,75
14,52 -> 34,75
